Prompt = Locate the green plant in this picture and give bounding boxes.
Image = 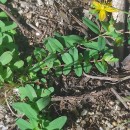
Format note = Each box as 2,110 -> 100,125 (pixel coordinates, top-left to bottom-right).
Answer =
0,1 -> 24,83
0,0 -> 7,4
24,19 -> 120,80
12,84 -> 67,130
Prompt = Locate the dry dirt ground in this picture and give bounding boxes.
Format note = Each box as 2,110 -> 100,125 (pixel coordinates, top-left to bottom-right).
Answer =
0,0 -> 130,130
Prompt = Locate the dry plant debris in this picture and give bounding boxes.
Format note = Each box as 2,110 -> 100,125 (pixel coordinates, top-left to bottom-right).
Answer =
0,0 -> 130,130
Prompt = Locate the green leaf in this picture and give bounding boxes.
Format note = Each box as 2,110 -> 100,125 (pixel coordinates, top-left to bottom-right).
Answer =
18,87 -> 28,100
83,61 -> 92,73
83,42 -> 99,50
12,102 -> 38,120
69,47 -> 78,62
0,51 -> 12,65
25,84 -> 37,101
0,33 -> 3,45
89,50 -> 99,59
54,60 -> 62,76
2,22 -> 17,32
0,11 -> 8,18
83,17 -> 100,34
46,116 -> 67,130
63,64 -> 71,75
45,38 -> 63,53
5,67 -> 12,79
0,75 -> 4,82
101,21 -> 109,32
16,118 -> 33,130
98,36 -> 106,51
44,54 -> 57,64
29,119 -> 39,130
0,20 -> 5,29
3,33 -> 13,43
63,35 -> 83,47
103,53 -> 118,63
62,53 -> 73,65
40,87 -> 54,97
74,63 -> 82,77
36,97 -> 50,111
95,61 -> 108,74
14,60 -> 24,69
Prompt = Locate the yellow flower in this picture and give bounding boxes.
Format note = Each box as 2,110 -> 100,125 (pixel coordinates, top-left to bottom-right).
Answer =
92,0 -> 119,21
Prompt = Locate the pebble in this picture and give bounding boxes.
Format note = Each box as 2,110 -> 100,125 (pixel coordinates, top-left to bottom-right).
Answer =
76,125 -> 83,130
81,109 -> 88,116
18,10 -> 24,15
0,125 -> 8,130
88,112 -> 94,116
35,21 -> 39,27
109,101 -> 115,106
112,121 -> 117,127
99,127 -> 104,130
37,0 -> 43,6
76,119 -> 81,123
80,120 -> 86,127
114,105 -> 121,111
45,0 -> 54,6
25,12 -> 32,19
105,121 -> 113,129
117,119 -> 122,124
83,9 -> 90,18
0,113 -> 4,120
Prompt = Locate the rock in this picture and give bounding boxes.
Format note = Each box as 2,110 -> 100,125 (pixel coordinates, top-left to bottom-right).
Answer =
76,125 -> 82,130
112,121 -> 117,127
122,54 -> 130,70
0,113 -> 4,120
0,125 -> 8,130
25,12 -> 32,19
45,0 -> 54,6
81,109 -> 88,116
37,0 -> 43,6
109,101 -> 115,106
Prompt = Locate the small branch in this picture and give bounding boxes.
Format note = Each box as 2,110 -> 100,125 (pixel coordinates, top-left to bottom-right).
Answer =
26,21 -> 42,34
0,4 -> 25,34
83,73 -> 118,82
51,89 -> 109,102
83,73 -> 130,84
111,88 -> 129,109
4,91 -> 19,117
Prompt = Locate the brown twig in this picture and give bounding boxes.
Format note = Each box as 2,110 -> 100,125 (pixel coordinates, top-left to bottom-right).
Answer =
26,21 -> 42,34
0,4 -> 25,34
51,89 -> 109,102
83,73 -> 118,82
38,28 -> 47,43
4,90 -> 19,117
111,88 -> 129,109
83,73 -> 130,84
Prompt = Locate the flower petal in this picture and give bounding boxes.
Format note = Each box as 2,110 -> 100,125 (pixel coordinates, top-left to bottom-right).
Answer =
105,6 -> 119,12
99,10 -> 106,21
92,1 -> 102,10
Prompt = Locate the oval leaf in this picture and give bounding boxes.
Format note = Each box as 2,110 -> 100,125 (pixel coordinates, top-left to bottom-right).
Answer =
12,102 -> 38,120
46,116 -> 67,130
95,61 -> 108,74
74,63 -> 82,77
62,53 -> 73,65
98,36 -> 106,51
0,51 -> 12,65
83,17 -> 100,34
14,60 -> 24,69
16,118 -> 33,130
45,38 -> 63,53
69,47 -> 78,62
36,97 -> 50,111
